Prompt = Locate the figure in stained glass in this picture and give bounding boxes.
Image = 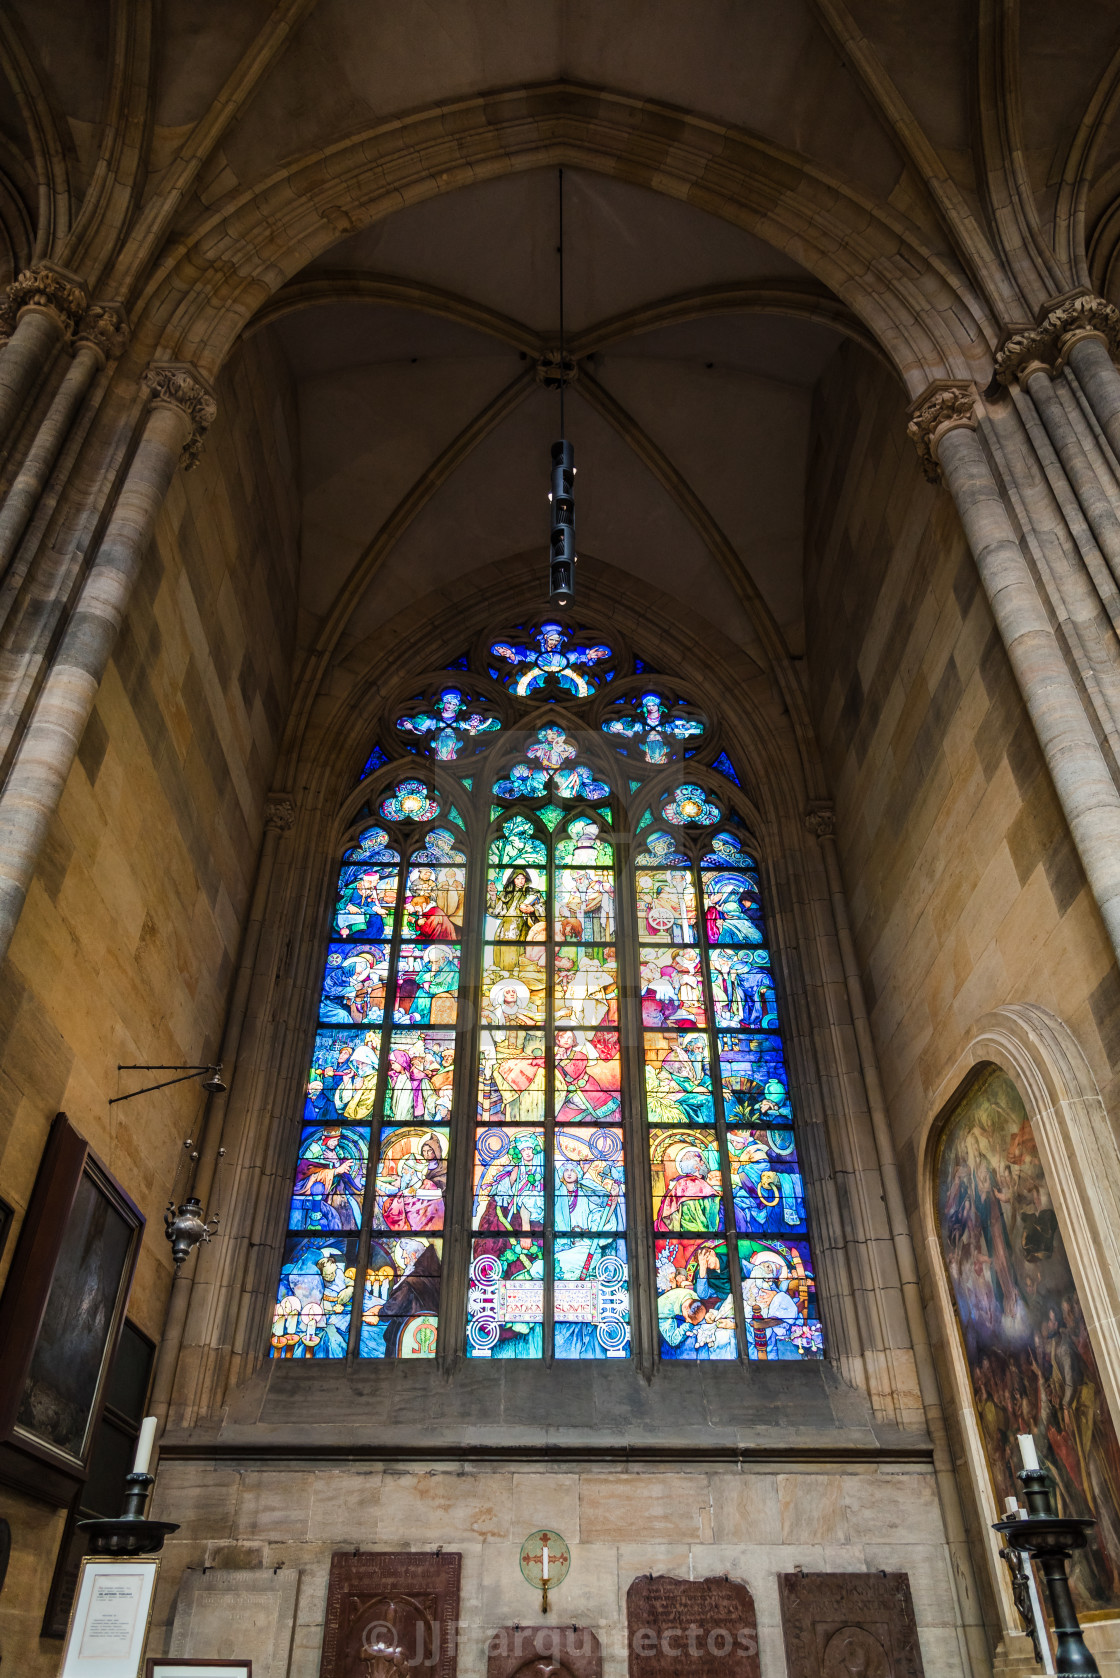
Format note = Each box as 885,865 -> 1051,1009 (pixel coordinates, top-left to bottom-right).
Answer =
639,947 -> 706,1028
709,948 -> 776,1028
394,944 -> 460,1025
412,827 -> 465,864
635,869 -> 696,943
662,783 -> 721,826
346,826 -> 399,864
702,870 -> 765,944
487,867 -> 547,949
384,1032 -> 456,1126
654,1238 -> 737,1360
554,1239 -> 630,1358
477,1030 -> 547,1126
555,815 -> 612,866
644,1032 -> 716,1126
740,1240 -> 821,1360
554,866 -> 615,940
651,1131 -> 724,1232
374,1127 -> 447,1230
333,865 -> 396,940
306,1029 -> 381,1125
493,763 -> 549,799
473,1126 -> 545,1234
718,1036 -> 792,1125
403,863 -> 464,938
601,691 -> 705,764
490,621 -> 612,696
553,946 -> 617,1027
271,1236 -> 357,1359
320,943 -> 389,1025
396,687 -> 501,760
635,830 -> 690,866
554,1128 -> 626,1231
554,1029 -> 622,1123
289,1125 -> 368,1231
728,1132 -> 806,1234
380,779 -> 441,822
361,1236 -> 441,1358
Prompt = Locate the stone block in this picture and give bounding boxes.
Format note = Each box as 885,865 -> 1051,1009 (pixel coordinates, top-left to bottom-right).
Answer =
708,1474 -> 781,1547
151,1466 -> 240,1539
841,1470 -> 944,1543
776,1473 -> 848,1544
308,1468 -> 383,1541
235,1469 -> 314,1540
377,1469 -> 514,1541
580,1474 -> 710,1542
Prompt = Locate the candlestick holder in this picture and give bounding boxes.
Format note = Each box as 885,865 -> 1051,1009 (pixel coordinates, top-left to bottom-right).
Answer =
76,1471 -> 179,1556
993,1466 -> 1099,1677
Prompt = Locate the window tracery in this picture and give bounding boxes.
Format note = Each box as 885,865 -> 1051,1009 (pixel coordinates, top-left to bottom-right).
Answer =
273,619 -> 823,1369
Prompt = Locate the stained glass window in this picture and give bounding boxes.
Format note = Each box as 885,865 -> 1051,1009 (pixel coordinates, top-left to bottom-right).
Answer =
272,821 -> 464,1360
280,622 -> 823,1371
468,804 -> 631,1359
640,825 -> 824,1362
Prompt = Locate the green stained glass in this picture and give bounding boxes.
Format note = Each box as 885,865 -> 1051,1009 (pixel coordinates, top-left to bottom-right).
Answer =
448,805 -> 465,829
461,777 -> 473,790
539,803 -> 565,830
629,779 -> 643,794
636,809 -> 652,832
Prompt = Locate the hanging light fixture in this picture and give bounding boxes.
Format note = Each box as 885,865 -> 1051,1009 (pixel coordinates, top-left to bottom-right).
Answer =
549,167 -> 576,605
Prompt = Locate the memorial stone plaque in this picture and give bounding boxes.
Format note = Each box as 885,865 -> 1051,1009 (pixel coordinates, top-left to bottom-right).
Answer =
170,1566 -> 300,1678
779,1572 -> 925,1678
319,1550 -> 461,1678
488,1624 -> 602,1678
627,1575 -> 760,1678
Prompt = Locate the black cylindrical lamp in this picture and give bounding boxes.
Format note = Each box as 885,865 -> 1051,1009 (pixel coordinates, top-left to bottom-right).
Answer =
549,439 -> 576,604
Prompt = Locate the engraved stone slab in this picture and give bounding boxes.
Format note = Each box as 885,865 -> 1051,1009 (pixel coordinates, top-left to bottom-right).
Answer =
170,1566 -> 300,1678
319,1550 -> 461,1678
488,1624 -> 602,1678
779,1572 -> 925,1678
626,1575 -> 760,1678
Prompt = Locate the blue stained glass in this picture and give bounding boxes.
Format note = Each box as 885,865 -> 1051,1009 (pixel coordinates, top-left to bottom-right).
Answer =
461,777 -> 473,791
629,778 -> 643,793
712,751 -> 741,788
636,809 -> 652,832
359,744 -> 389,781
701,870 -> 765,945
271,1236 -> 357,1359
380,779 -> 441,822
344,826 -> 399,864
494,763 -> 548,799
554,1128 -> 626,1230
662,783 -> 722,826
601,692 -> 705,765
740,1239 -> 823,1360
473,1125 -> 546,1231
445,652 -> 470,670
554,1238 -> 630,1357
538,803 -> 565,830
490,622 -> 612,697
708,948 -> 777,1029
654,1238 -> 738,1360
634,829 -> 689,867
396,688 -> 501,760
410,826 -> 465,863
467,1236 -> 544,1358
306,1029 -> 381,1126
728,1131 -> 807,1235
287,1124 -> 368,1231
718,1033 -> 793,1125
333,863 -> 397,940
361,1236 -> 441,1358
701,830 -> 755,868
320,941 -> 390,1025
634,656 -> 650,673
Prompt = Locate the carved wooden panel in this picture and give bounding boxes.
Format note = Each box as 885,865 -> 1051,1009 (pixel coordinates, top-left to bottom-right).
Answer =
626,1575 -> 760,1678
487,1625 -> 602,1678
319,1551 -> 461,1678
778,1572 -> 925,1678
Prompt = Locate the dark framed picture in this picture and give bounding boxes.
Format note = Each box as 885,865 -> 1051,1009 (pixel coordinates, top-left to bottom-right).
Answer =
0,1114 -> 144,1503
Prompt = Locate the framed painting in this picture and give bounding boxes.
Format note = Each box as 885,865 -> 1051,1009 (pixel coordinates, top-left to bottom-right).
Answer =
0,1113 -> 144,1503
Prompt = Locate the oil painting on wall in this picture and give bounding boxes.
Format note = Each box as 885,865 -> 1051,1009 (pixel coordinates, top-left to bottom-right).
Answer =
937,1067 -> 1120,1610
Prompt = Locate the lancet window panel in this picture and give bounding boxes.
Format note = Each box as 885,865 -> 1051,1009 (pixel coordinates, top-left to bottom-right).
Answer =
637,817 -> 824,1364
271,808 -> 465,1363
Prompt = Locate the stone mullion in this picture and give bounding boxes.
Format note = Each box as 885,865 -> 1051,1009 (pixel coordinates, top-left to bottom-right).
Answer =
613,810 -> 654,1376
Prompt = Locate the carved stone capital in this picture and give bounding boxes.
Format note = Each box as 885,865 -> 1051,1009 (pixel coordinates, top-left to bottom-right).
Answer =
804,802 -> 835,841
142,361 -> 218,470
264,792 -> 296,832
74,302 -> 129,366
1,262 -> 87,338
994,292 -> 1120,385
906,381 -> 978,482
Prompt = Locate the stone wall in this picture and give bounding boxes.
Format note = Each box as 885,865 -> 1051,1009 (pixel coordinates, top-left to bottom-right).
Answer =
147,1459 -> 961,1678
0,331 -> 299,1671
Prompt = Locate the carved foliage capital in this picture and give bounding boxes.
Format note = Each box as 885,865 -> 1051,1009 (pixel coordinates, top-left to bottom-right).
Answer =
535,349 -> 578,387
264,792 -> 296,832
1,263 -> 87,337
142,362 -> 218,470
906,381 -> 977,483
994,292 -> 1120,385
804,803 -> 835,841
74,302 -> 129,365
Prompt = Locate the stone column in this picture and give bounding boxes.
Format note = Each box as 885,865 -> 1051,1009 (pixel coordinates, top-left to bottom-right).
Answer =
0,264 -> 87,448
0,362 -> 215,967
909,383 -> 1120,963
0,304 -> 129,573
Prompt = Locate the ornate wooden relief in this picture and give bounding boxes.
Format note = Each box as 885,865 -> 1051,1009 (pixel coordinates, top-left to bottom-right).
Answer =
318,1550 -> 461,1678
487,1625 -> 602,1678
626,1575 -> 760,1678
778,1572 -> 925,1678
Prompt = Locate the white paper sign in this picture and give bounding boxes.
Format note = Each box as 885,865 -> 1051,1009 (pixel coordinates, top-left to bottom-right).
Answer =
61,1557 -> 160,1678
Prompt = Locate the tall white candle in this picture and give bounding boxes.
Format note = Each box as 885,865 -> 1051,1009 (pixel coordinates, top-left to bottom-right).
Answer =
131,1416 -> 158,1477
1017,1433 -> 1040,1472
541,1542 -> 549,1582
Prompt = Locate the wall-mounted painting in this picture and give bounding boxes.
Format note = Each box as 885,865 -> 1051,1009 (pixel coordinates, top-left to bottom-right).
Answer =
937,1066 -> 1120,1613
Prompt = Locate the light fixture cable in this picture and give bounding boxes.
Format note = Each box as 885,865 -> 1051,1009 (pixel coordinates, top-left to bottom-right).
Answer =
548,165 -> 576,605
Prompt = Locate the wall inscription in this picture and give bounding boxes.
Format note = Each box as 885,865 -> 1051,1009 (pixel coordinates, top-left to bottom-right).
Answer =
778,1573 -> 925,1678
488,1624 -> 602,1678
319,1550 -> 461,1678
626,1575 -> 760,1678
169,1567 -> 299,1678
